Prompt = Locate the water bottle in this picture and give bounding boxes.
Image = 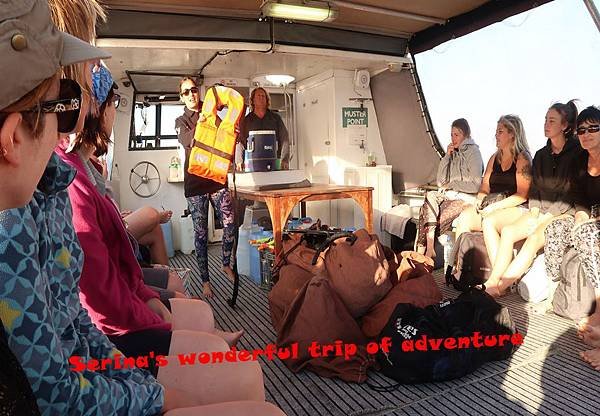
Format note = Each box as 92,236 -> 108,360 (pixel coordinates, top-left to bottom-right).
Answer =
236,226 -> 251,277
179,210 -> 195,255
160,221 -> 175,258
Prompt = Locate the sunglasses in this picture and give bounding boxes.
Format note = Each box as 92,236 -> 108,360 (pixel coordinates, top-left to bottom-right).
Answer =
23,79 -> 83,134
576,125 -> 600,135
180,87 -> 199,97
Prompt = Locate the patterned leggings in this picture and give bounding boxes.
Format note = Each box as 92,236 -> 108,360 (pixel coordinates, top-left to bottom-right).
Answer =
187,188 -> 235,283
416,190 -> 467,247
544,217 -> 600,289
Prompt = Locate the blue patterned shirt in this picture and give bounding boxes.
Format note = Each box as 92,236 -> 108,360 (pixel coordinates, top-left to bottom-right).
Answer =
0,153 -> 164,415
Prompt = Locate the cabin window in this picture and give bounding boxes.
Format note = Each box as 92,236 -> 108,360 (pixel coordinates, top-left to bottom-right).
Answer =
130,95 -> 183,150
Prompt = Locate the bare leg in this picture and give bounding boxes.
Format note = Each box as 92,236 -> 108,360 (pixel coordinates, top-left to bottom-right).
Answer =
125,206 -> 161,240
482,207 -> 524,266
167,270 -> 186,294
138,224 -> 169,265
425,227 -> 436,259
169,298 -> 244,347
454,206 -> 482,240
203,281 -> 214,299
497,221 -> 549,293
160,330 -> 266,407
164,401 -> 287,416
485,211 -> 533,295
578,288 -> 600,338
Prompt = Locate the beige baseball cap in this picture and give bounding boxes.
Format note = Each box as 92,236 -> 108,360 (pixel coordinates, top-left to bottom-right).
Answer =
0,0 -> 111,110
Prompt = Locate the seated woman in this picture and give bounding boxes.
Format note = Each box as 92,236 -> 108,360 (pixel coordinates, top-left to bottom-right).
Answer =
454,115 -> 532,240
483,100 -> 584,296
416,118 -> 484,258
542,106 -> 600,370
56,70 -> 243,367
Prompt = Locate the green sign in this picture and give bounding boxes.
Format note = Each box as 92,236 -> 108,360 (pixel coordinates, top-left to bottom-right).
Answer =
342,107 -> 368,127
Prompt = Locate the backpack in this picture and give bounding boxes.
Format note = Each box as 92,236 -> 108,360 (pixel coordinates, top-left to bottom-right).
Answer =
552,247 -> 596,321
372,288 -> 517,387
518,254 -> 549,303
445,232 -> 492,291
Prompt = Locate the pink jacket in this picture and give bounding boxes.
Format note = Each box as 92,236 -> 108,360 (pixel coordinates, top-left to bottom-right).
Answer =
57,147 -> 171,336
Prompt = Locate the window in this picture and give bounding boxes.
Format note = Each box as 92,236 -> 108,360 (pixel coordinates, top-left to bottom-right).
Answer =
130,94 -> 184,150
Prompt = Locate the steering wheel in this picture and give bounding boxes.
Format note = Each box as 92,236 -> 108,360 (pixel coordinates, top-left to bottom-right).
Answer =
129,161 -> 161,198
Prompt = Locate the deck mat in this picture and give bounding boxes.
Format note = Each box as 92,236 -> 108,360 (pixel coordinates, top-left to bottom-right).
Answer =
171,248 -> 600,416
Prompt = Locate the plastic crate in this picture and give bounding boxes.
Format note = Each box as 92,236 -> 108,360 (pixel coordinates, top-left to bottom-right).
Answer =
259,250 -> 275,289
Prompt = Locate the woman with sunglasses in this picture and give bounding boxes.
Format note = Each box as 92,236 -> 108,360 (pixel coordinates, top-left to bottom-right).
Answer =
540,106 -> 600,369
0,1 -> 169,414
483,100 -> 585,297
176,77 -> 236,298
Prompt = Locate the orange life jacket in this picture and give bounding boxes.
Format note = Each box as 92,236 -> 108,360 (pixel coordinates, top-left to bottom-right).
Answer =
188,85 -> 245,184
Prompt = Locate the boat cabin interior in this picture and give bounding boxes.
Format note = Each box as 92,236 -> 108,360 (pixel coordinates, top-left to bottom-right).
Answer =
85,1 -> 600,414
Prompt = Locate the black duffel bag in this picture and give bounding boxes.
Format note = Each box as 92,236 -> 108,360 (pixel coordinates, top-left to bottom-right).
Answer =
372,288 -> 518,387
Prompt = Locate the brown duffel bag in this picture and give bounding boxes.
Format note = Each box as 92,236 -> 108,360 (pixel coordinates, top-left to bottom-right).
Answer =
276,274 -> 374,383
361,251 -> 442,338
325,229 -> 393,319
268,264 -> 313,332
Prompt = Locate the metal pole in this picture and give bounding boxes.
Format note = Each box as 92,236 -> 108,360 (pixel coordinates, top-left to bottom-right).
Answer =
583,0 -> 600,33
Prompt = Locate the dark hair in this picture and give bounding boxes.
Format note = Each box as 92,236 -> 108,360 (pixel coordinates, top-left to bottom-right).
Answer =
451,118 -> 471,138
549,99 -> 578,138
179,77 -> 197,93
577,106 -> 600,126
72,85 -> 116,156
250,87 -> 271,110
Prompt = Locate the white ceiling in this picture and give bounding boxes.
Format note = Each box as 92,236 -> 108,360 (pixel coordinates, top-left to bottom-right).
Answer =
98,39 -> 408,90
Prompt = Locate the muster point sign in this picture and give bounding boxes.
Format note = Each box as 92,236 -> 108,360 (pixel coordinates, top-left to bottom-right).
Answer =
342,107 -> 368,127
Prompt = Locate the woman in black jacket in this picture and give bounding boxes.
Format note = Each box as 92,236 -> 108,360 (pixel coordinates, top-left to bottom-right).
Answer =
175,78 -> 236,298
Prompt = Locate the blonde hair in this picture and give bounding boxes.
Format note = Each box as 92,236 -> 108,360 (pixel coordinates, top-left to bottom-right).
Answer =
496,114 -> 531,163
0,73 -> 61,137
250,87 -> 271,110
48,0 -> 107,101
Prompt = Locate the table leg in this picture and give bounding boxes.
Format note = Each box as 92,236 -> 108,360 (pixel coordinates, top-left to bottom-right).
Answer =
264,195 -> 304,260
349,189 -> 373,233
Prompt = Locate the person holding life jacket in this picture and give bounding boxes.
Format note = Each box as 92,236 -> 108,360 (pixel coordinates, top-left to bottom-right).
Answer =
175,77 -> 237,298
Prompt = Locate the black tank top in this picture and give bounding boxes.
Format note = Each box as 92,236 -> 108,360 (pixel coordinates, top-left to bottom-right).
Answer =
489,158 -> 517,195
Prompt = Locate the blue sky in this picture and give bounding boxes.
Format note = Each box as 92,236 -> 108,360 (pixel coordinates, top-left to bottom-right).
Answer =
415,0 -> 600,162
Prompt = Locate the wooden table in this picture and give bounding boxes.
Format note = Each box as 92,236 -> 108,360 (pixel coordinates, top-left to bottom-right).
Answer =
232,184 -> 373,258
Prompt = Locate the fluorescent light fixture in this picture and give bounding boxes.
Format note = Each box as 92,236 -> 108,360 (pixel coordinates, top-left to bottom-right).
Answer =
265,74 -> 296,85
261,1 -> 338,23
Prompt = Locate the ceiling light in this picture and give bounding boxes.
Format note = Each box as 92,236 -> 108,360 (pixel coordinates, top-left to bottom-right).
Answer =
265,74 -> 296,86
261,1 -> 338,23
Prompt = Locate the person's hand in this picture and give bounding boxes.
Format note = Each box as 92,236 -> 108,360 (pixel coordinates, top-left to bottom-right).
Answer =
120,210 -> 133,218
146,297 -> 172,324
98,157 -> 108,179
575,211 -> 590,224
446,143 -> 455,156
235,162 -> 244,172
280,159 -> 290,170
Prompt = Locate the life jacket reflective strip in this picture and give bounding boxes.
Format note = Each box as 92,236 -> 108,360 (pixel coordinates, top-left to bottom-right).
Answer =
188,85 -> 245,184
